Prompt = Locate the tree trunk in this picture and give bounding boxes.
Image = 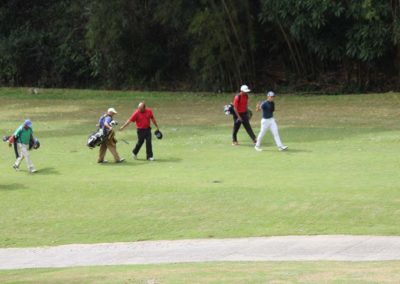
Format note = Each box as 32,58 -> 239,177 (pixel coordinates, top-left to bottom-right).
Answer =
276,20 -> 301,76
209,0 -> 242,87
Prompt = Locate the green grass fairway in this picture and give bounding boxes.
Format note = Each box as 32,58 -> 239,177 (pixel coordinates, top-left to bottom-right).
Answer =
0,88 -> 400,247
1,262 -> 400,283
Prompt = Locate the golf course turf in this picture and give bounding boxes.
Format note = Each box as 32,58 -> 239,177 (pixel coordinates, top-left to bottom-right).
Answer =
0,88 -> 399,281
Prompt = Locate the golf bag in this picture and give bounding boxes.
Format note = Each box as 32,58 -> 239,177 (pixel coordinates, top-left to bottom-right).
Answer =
224,93 -> 253,120
3,135 -> 19,158
29,137 -> 40,150
247,108 -> 253,120
87,129 -> 105,149
223,103 -> 234,115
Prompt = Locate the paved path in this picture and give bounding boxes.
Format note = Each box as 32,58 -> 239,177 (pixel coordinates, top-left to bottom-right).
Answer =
1,236 -> 400,270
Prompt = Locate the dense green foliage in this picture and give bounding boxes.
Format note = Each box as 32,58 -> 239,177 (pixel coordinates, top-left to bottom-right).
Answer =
1,0 -> 399,91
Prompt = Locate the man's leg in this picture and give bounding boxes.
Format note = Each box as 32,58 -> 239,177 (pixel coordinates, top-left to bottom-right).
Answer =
14,143 -> 23,169
255,119 -> 269,148
270,118 -> 284,148
133,129 -> 145,156
98,142 -> 107,162
106,141 -> 121,162
232,115 -> 241,143
20,144 -> 35,172
144,129 -> 153,160
241,113 -> 257,142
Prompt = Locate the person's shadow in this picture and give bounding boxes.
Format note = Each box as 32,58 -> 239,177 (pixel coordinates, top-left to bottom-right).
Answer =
36,167 -> 60,175
0,183 -> 27,191
146,157 -> 182,163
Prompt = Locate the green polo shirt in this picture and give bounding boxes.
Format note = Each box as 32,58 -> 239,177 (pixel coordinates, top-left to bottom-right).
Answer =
14,125 -> 33,145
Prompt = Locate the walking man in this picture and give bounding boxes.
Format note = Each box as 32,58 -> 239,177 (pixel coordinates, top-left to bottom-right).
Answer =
98,108 -> 125,163
254,91 -> 288,152
232,84 -> 257,145
120,102 -> 160,161
8,119 -> 37,173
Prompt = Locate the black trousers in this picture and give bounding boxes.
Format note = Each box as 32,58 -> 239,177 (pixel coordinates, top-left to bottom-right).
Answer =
232,112 -> 256,142
133,128 -> 153,159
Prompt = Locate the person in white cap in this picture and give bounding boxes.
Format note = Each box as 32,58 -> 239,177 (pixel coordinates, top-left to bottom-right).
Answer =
232,84 -> 257,145
254,91 -> 288,151
8,119 -> 37,173
97,108 -> 125,163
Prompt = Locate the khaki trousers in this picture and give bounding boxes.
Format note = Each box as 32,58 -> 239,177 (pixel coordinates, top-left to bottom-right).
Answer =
98,131 -> 121,162
15,143 -> 35,171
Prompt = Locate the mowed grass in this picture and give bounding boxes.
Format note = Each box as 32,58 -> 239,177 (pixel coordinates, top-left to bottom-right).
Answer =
0,88 -> 399,247
1,261 -> 400,283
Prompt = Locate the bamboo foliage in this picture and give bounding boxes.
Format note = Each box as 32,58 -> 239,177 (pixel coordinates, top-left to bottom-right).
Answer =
0,0 -> 399,91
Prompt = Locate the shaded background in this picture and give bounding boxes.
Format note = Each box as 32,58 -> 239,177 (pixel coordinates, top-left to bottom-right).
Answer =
1,0 -> 399,92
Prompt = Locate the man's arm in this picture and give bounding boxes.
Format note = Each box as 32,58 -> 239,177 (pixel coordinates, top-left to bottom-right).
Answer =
233,107 -> 242,121
233,96 -> 242,121
8,127 -> 21,146
119,120 -> 131,131
151,117 -> 159,130
256,102 -> 262,112
104,122 -> 112,130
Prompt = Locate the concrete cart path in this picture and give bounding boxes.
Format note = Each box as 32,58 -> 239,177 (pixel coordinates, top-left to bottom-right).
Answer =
1,235 -> 400,270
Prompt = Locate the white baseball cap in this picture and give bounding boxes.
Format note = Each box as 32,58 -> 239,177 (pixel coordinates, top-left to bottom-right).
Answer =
107,107 -> 117,114
240,85 -> 251,93
267,91 -> 275,97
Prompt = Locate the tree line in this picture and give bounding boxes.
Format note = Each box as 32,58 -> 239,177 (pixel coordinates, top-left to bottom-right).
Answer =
1,0 -> 399,92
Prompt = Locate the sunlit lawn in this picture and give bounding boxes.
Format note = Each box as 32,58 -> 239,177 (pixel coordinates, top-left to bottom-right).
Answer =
0,88 -> 399,248
1,261 -> 400,283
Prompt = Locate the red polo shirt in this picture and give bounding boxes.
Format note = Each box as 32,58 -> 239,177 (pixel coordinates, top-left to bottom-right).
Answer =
233,92 -> 248,113
129,108 -> 154,129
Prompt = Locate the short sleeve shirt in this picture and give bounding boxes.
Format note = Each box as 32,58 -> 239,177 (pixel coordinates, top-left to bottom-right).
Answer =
261,101 -> 275,119
14,125 -> 32,145
129,108 -> 154,129
99,114 -> 112,135
233,92 -> 248,113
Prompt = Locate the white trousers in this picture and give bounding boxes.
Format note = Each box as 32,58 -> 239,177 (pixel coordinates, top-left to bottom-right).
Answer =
256,118 -> 283,148
15,143 -> 35,171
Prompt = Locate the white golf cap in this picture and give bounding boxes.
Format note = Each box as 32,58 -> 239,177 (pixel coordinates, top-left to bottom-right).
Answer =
240,85 -> 251,93
267,91 -> 275,97
107,107 -> 117,114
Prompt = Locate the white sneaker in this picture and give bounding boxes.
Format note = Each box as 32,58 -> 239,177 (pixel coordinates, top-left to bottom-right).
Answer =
254,146 -> 262,152
132,154 -> 137,160
12,164 -> 20,171
29,169 -> 37,174
148,157 -> 154,161
279,145 -> 288,151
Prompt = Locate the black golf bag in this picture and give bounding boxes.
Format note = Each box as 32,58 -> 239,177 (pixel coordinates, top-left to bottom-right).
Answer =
87,129 -> 105,149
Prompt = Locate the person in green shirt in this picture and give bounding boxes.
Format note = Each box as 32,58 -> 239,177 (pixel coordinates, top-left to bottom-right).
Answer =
8,119 -> 37,173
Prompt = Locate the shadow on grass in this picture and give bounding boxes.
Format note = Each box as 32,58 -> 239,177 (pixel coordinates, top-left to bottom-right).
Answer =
97,161 -> 145,167
0,183 -> 27,191
147,157 -> 182,163
251,147 -> 311,153
98,157 -> 182,165
36,167 -> 60,175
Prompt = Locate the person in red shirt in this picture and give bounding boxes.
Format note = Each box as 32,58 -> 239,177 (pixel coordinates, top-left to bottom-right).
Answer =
232,84 -> 257,145
120,102 -> 160,161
